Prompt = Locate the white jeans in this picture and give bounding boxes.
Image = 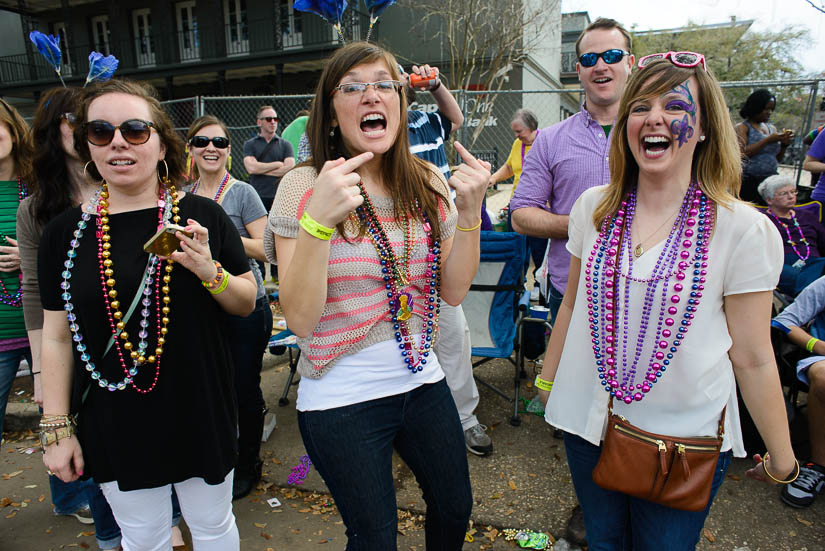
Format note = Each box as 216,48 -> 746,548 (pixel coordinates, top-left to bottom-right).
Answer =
99,471 -> 239,551
435,303 -> 480,429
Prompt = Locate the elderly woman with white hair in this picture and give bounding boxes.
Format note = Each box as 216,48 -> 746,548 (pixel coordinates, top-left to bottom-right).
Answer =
759,174 -> 825,294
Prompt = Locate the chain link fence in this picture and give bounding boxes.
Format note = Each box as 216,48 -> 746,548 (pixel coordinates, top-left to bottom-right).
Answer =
160,78 -> 821,185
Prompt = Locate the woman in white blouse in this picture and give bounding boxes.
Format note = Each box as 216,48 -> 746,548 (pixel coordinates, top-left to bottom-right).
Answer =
537,53 -> 798,549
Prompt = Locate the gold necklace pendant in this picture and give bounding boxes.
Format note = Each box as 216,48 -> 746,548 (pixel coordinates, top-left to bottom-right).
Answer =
634,243 -> 644,258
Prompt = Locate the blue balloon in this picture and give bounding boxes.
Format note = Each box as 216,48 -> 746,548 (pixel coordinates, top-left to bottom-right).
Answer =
293,0 -> 348,25
29,31 -> 62,71
364,0 -> 396,18
86,52 -> 119,86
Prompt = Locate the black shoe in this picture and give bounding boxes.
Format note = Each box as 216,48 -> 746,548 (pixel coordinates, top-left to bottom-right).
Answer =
565,504 -> 587,547
232,458 -> 262,501
781,461 -> 825,508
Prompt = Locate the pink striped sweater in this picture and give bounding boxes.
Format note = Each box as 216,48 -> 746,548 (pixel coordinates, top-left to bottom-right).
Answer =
269,166 -> 457,378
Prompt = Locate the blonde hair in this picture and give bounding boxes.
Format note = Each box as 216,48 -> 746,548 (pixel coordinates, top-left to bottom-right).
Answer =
592,58 -> 741,229
0,98 -> 33,183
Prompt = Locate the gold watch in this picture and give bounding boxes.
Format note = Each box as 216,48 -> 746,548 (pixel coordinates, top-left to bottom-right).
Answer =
39,425 -> 75,452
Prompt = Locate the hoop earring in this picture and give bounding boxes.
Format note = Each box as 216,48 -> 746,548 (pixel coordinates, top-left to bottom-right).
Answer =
83,161 -> 96,182
185,153 -> 193,179
158,159 -> 170,186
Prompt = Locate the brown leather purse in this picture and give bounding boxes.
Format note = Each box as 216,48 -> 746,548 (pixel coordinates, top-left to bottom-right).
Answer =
592,397 -> 726,512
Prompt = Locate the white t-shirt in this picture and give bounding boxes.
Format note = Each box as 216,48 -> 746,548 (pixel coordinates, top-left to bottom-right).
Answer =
546,186 -> 783,457
296,334 -> 445,411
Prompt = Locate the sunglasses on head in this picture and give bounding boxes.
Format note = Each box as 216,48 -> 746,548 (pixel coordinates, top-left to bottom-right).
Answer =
85,119 -> 155,146
189,135 -> 230,149
259,116 -> 278,123
579,49 -> 629,68
638,51 -> 706,71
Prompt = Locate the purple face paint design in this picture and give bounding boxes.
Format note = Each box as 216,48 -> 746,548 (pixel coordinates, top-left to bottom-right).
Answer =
671,114 -> 694,147
662,80 -> 697,148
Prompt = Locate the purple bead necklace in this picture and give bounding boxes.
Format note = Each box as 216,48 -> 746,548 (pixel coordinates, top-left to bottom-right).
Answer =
767,208 -> 810,261
354,182 -> 441,373
585,183 -> 714,404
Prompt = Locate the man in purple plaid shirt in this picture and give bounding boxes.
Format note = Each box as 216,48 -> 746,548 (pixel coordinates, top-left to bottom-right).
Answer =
511,17 -> 634,321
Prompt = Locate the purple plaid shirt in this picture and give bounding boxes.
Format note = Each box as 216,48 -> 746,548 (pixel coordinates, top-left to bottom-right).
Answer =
510,105 -> 612,293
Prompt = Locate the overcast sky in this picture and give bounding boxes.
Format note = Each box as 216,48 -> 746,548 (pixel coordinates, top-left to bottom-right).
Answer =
561,0 -> 825,74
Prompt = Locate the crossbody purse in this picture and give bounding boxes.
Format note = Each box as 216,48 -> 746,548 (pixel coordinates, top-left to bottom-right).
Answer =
592,396 -> 726,512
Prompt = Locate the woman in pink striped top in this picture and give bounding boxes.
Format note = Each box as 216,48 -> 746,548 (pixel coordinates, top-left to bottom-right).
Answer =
266,41 -> 490,549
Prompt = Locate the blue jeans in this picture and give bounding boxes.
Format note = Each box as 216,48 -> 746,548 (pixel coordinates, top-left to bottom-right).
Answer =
0,346 -> 31,436
298,379 -> 472,550
564,432 -> 731,551
226,296 -> 272,416
546,284 -> 564,322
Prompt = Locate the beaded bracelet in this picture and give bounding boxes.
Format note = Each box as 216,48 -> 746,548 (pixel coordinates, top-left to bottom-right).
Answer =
201,261 -> 224,290
534,375 -> 554,392
762,453 -> 801,484
456,218 -> 482,232
806,337 -> 820,353
208,273 -> 230,295
299,211 -> 334,241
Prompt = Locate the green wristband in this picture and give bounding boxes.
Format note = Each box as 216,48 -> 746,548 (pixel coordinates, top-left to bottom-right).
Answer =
534,375 -> 554,392
806,337 -> 820,353
300,211 -> 334,241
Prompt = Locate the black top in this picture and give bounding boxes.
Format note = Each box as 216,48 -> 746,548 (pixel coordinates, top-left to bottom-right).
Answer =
766,207 -> 825,259
242,134 -> 294,200
39,193 -> 249,490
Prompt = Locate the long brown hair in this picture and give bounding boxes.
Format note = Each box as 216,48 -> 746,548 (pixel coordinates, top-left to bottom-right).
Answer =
306,41 -> 448,240
73,79 -> 186,186
592,58 -> 740,229
185,115 -> 230,181
0,98 -> 33,184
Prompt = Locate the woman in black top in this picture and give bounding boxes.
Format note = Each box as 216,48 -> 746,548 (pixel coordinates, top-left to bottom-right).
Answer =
39,79 -> 256,550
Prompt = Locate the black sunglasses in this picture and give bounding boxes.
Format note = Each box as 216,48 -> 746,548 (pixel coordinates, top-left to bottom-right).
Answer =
579,49 -> 629,68
85,119 -> 155,146
189,135 -> 230,149
259,116 -> 278,123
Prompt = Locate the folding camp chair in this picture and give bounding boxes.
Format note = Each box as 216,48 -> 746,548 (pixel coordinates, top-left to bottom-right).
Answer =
463,231 -> 551,426
268,291 -> 301,406
754,200 -> 822,222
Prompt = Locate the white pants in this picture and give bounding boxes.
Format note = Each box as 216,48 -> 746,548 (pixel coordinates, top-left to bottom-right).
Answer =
435,303 -> 480,429
99,471 -> 239,551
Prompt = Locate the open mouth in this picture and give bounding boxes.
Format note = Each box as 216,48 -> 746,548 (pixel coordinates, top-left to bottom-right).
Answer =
642,135 -> 671,157
108,159 -> 135,166
594,77 -> 612,84
203,154 -> 220,162
360,113 -> 387,137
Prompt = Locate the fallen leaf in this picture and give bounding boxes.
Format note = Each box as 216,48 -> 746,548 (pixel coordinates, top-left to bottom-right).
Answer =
0,497 -> 11,507
291,528 -> 300,534
528,473 -> 537,478
484,528 -> 499,541
504,509 -> 514,516
299,508 -> 311,513
508,480 -> 517,491
77,531 -> 95,537
6,511 -> 16,518
38,494 -> 45,502
796,516 -> 813,527
80,543 -> 90,549
2,470 -> 23,480
703,529 -> 715,543
319,540 -> 328,544
254,522 -> 267,528
727,474 -> 741,481
24,484 -> 37,489
271,458 -> 282,465
260,532 -> 272,540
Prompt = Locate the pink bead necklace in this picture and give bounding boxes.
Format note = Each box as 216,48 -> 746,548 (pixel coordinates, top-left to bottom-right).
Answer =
191,172 -> 230,202
767,208 -> 810,261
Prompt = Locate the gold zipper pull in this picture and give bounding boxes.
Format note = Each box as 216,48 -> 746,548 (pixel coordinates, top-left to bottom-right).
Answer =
657,440 -> 669,475
677,444 -> 691,479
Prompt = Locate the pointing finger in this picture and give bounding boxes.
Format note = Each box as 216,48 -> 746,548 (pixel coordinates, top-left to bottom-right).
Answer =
453,141 -> 482,170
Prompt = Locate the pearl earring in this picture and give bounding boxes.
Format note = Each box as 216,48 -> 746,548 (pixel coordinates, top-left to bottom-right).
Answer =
699,135 -> 706,142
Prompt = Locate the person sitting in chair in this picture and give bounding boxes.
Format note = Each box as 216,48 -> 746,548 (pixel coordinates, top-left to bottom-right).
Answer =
759,174 -> 825,295
772,274 -> 825,508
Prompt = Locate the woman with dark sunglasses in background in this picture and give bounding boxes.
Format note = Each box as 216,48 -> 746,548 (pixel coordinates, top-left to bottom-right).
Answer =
38,79 -> 256,550
735,89 -> 793,204
185,115 -> 272,500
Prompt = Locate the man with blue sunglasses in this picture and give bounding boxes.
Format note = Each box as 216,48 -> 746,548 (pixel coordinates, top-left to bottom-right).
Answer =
509,18 -> 633,543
